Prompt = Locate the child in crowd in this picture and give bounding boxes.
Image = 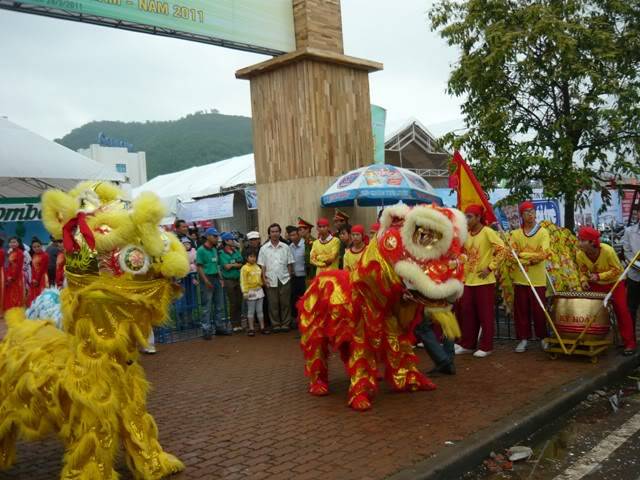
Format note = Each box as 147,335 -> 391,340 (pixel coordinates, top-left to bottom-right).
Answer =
240,249 -> 267,336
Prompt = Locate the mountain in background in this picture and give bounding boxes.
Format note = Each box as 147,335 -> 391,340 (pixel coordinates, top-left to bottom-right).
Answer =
56,110 -> 254,179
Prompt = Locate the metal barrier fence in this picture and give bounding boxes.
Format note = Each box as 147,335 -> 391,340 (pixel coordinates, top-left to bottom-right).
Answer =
155,273 -> 211,344
154,278 -> 524,344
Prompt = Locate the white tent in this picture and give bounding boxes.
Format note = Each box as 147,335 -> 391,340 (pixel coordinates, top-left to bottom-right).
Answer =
0,117 -> 125,197
133,153 -> 256,225
132,153 -> 255,202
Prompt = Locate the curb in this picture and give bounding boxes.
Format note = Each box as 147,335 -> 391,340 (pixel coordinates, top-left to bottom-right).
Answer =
388,352 -> 640,480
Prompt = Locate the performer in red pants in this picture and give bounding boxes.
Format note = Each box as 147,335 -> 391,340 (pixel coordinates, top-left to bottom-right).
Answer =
509,202 -> 551,353
455,204 -> 505,357
576,226 -> 636,355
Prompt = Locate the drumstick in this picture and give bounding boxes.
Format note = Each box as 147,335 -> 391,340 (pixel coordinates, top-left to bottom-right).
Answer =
604,249 -> 640,308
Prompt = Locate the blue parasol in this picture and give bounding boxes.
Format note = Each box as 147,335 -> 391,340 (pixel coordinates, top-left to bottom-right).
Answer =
321,164 -> 443,207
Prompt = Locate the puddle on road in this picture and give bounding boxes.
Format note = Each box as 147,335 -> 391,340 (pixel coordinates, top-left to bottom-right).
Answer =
464,376 -> 640,480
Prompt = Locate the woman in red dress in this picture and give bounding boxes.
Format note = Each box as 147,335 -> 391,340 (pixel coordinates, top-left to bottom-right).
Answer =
3,237 -> 26,310
27,237 -> 49,306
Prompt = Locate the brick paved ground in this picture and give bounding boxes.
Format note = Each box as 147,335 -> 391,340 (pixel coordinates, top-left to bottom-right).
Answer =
0,318 -> 616,480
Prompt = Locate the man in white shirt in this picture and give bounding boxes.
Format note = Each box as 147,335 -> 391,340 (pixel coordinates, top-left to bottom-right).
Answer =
258,223 -> 295,332
622,222 -> 640,323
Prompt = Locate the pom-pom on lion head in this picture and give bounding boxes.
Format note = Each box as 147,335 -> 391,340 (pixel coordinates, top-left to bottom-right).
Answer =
41,181 -> 188,280
377,203 -> 467,303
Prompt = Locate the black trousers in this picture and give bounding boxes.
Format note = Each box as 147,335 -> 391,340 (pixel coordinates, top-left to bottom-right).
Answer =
290,276 -> 307,323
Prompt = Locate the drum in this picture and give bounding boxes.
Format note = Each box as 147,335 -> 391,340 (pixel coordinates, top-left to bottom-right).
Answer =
552,291 -> 611,341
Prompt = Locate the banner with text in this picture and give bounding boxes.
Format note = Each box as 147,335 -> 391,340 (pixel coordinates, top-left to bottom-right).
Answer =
8,0 -> 295,54
177,194 -> 234,222
0,198 -> 49,244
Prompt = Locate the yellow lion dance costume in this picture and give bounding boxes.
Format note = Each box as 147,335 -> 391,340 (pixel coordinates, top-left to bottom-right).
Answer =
299,204 -> 467,411
0,182 -> 189,479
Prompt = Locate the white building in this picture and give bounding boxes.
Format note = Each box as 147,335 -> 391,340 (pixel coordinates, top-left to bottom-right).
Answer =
78,144 -> 147,188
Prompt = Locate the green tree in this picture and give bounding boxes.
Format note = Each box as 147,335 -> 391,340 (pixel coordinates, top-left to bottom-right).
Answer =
430,0 -> 640,230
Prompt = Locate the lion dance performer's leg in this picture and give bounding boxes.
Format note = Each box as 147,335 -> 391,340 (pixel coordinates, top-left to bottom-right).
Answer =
383,306 -> 436,393
298,272 -> 353,397
60,409 -> 120,480
0,309 -> 67,472
120,364 -> 184,480
346,336 -> 379,411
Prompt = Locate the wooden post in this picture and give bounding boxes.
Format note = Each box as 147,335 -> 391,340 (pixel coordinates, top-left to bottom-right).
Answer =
236,0 -> 382,233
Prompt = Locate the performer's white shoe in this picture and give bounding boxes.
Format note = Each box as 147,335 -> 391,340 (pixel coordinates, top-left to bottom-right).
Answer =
515,340 -> 528,353
540,339 -> 549,351
473,350 -> 492,358
454,344 -> 473,355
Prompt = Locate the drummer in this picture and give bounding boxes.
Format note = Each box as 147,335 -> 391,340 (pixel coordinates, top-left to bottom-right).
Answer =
576,226 -> 637,356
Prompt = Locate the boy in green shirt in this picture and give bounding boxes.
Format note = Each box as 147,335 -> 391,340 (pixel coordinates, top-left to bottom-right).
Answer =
219,232 -> 244,331
196,228 -> 229,339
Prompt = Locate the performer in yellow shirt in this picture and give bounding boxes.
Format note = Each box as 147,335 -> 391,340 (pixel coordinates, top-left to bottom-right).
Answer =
455,205 -> 504,358
510,201 -> 551,353
576,227 -> 636,355
310,218 -> 341,275
343,224 -> 367,272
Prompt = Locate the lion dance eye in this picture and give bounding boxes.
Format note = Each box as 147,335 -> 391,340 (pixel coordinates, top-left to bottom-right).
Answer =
413,226 -> 442,249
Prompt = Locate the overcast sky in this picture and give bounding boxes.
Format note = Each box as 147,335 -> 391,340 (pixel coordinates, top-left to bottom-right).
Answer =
0,0 -> 463,141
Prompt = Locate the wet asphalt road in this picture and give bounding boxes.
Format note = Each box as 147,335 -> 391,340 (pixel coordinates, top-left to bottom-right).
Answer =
465,369 -> 640,480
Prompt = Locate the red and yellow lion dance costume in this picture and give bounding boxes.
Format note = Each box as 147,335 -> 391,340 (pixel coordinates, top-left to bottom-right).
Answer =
299,204 -> 467,411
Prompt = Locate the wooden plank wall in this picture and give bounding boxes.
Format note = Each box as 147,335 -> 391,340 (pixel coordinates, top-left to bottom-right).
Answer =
249,59 -> 373,185
293,0 -> 344,53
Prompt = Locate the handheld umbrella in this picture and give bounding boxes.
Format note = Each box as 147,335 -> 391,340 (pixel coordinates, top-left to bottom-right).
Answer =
321,164 -> 443,207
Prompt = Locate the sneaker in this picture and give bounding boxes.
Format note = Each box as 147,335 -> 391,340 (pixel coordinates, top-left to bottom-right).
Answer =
143,345 -> 157,354
473,349 -> 492,358
540,339 -> 549,351
454,344 -> 473,355
515,340 -> 528,353
416,342 -> 424,348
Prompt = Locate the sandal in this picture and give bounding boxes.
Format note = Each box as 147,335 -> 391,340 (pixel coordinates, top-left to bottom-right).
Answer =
247,330 -> 255,337
261,328 -> 271,335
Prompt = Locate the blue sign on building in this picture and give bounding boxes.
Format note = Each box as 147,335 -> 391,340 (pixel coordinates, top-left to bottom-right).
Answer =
97,132 -> 133,151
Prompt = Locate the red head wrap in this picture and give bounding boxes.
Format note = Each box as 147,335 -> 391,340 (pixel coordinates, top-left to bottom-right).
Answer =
464,204 -> 485,223
519,201 -> 535,216
351,224 -> 365,235
370,222 -> 381,232
578,226 -> 601,247
316,217 -> 330,227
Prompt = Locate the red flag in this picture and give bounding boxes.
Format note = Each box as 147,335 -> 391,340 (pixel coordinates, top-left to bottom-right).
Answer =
449,151 -> 497,224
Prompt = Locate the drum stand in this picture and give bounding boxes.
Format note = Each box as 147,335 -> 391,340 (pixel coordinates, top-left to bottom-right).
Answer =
545,307 -> 616,364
